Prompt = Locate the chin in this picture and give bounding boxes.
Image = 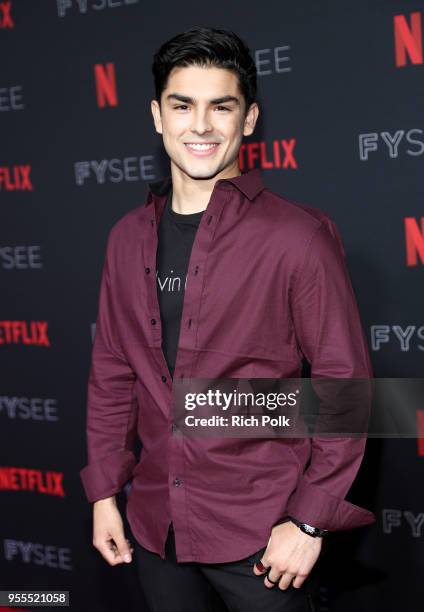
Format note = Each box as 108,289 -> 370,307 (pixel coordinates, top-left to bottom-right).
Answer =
180,163 -> 223,181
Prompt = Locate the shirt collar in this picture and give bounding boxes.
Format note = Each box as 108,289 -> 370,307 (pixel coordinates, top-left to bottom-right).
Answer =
147,168 -> 265,202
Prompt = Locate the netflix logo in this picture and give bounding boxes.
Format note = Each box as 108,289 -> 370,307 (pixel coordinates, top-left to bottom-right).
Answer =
94,62 -> 118,108
0,321 -> 50,346
0,1 -> 13,29
405,217 -> 424,266
0,467 -> 64,497
0,166 -> 32,191
394,11 -> 423,67
239,139 -> 297,171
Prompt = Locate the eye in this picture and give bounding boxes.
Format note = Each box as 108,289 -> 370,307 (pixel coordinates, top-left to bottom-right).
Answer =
215,105 -> 230,112
173,105 -> 189,111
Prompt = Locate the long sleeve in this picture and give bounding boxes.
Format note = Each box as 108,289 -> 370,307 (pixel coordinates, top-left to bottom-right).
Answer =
79,227 -> 138,503
286,217 -> 376,531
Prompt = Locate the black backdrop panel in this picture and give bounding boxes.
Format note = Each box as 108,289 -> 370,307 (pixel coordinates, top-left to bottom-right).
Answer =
1,1 -> 423,611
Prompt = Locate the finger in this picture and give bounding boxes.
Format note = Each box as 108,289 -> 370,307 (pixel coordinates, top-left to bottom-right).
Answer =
96,538 -> 125,566
253,537 -> 271,575
263,569 -> 281,589
253,558 -> 270,575
292,571 -> 309,589
112,539 -> 134,561
114,532 -> 133,563
278,571 -> 296,590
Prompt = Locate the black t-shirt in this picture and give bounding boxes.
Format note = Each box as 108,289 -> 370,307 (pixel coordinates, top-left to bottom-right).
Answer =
156,188 -> 204,379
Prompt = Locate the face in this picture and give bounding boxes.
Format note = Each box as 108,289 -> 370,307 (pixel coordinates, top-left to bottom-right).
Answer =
151,64 -> 259,181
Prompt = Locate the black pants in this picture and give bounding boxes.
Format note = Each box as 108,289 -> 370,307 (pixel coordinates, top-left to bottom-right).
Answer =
132,524 -> 320,612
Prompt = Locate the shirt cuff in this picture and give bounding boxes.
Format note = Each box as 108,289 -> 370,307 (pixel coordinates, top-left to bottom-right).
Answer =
286,480 -> 376,531
79,449 -> 136,503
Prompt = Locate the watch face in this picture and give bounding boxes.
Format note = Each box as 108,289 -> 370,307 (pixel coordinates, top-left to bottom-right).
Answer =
303,524 -> 316,534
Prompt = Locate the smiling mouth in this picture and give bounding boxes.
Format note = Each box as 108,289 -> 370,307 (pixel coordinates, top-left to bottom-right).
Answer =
184,143 -> 220,156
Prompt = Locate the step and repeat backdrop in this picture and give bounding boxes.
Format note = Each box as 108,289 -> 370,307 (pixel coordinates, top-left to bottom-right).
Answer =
1,1 -> 423,611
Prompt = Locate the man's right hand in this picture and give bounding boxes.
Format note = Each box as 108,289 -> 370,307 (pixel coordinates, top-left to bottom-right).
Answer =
92,495 -> 134,565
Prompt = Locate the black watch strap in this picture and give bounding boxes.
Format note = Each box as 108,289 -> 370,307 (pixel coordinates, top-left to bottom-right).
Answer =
289,515 -> 329,538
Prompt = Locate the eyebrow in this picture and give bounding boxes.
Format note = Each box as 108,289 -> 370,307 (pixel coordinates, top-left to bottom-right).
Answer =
166,93 -> 240,106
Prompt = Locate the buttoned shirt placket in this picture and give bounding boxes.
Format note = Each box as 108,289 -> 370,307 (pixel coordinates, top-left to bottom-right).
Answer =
142,180 -> 232,559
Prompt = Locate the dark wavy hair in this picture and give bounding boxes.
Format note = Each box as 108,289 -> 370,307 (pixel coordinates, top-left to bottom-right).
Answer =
152,26 -> 257,114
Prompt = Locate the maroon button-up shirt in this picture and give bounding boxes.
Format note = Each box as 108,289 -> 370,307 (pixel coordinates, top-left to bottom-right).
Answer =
79,168 -> 376,563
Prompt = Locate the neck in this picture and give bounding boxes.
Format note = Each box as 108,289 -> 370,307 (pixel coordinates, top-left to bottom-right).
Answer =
169,161 -> 241,214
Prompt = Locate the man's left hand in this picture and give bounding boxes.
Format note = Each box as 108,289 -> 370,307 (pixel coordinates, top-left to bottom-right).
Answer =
253,520 -> 322,590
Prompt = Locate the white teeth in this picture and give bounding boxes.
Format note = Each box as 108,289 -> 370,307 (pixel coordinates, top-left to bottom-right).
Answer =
185,143 -> 218,150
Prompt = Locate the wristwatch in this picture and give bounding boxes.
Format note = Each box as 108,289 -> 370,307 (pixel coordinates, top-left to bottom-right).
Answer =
288,515 -> 329,538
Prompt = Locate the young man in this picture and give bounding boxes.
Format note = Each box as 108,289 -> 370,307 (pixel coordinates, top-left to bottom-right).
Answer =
80,26 -> 375,612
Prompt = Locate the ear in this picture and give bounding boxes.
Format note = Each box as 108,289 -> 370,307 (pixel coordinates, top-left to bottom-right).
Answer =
243,102 -> 259,137
151,99 -> 163,134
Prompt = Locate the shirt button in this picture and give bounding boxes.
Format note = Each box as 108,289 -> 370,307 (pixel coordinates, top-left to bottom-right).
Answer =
151,318 -> 156,325
145,267 -> 151,274
173,478 -> 181,487
161,375 -> 167,382
171,423 -> 178,432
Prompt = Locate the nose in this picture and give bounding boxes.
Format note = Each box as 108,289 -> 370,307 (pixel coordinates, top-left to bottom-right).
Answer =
190,108 -> 213,135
